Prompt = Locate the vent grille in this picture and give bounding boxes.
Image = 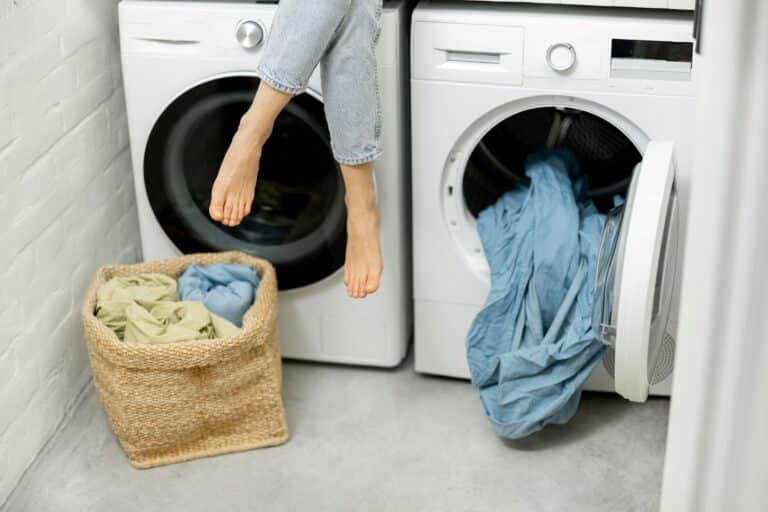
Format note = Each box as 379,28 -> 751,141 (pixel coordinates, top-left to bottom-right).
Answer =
602,331 -> 676,385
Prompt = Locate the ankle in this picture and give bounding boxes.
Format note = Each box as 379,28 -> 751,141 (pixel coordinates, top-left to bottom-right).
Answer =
345,191 -> 378,214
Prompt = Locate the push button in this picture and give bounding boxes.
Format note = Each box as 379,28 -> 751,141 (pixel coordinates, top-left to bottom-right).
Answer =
546,42 -> 577,73
236,20 -> 265,50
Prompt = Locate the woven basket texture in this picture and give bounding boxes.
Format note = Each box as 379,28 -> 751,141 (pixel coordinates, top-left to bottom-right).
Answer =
81,251 -> 288,469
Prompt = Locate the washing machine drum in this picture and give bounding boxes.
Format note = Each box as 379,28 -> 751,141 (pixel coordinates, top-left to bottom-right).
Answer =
463,108 -> 640,217
144,76 -> 346,290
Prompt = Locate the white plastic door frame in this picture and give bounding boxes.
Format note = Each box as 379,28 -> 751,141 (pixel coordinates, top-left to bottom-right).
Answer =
660,0 -> 768,510
614,141 -> 677,403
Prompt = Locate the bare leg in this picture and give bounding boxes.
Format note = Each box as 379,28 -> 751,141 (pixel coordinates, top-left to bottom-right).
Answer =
319,0 -> 384,298
210,0 -> 384,298
340,162 -> 383,298
209,82 -> 292,226
210,0 -> 353,227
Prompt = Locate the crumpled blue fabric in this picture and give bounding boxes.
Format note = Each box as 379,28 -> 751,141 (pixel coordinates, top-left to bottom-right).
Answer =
466,149 -> 607,439
178,264 -> 260,328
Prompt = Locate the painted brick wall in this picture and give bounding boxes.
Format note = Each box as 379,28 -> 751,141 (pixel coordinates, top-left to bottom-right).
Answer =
0,0 -> 140,503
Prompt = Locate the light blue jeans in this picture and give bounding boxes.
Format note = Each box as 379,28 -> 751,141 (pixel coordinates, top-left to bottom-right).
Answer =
255,0 -> 384,166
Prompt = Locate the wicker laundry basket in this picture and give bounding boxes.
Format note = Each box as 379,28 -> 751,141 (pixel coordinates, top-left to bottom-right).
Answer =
81,251 -> 288,469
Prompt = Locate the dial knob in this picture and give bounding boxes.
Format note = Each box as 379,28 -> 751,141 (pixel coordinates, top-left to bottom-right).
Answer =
236,20 -> 265,50
546,42 -> 577,73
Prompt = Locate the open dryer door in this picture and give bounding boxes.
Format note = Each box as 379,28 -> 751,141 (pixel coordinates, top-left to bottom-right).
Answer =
593,141 -> 680,402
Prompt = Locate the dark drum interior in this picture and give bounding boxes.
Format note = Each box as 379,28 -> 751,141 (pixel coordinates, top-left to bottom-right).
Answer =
462,107 -> 642,217
144,76 -> 346,290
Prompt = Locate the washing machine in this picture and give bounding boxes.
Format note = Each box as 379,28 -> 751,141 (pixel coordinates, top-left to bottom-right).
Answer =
119,0 -> 413,367
411,1 -> 695,401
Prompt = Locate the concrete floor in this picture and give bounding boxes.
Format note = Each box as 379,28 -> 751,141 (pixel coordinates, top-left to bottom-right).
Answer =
5,354 -> 669,512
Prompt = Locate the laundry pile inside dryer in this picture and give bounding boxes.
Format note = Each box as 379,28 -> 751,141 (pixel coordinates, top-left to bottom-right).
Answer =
466,149 -> 609,439
95,264 -> 259,344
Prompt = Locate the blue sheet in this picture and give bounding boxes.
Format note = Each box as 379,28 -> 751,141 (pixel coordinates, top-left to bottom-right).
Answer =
466,149 -> 607,439
178,264 -> 260,328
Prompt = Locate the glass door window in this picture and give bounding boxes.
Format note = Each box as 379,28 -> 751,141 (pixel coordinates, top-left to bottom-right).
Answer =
144,76 -> 346,290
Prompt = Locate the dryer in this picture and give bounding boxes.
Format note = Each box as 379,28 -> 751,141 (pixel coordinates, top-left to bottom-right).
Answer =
411,1 -> 695,401
119,0 -> 412,367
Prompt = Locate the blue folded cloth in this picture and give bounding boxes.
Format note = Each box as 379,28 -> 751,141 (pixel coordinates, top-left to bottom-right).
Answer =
466,149 -> 606,439
178,264 -> 260,327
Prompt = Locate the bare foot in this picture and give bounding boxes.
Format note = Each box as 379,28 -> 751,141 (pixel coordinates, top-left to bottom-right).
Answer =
343,197 -> 384,299
209,117 -> 270,227
210,83 -> 293,226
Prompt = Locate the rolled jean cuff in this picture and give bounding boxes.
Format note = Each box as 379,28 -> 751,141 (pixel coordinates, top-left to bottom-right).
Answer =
334,148 -> 383,166
254,64 -> 306,95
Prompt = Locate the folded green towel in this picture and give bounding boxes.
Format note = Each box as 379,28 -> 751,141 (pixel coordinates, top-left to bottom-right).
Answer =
95,273 -> 240,344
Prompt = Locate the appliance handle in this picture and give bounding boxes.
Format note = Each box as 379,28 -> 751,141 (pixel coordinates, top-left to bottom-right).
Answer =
132,37 -> 200,45
440,48 -> 503,65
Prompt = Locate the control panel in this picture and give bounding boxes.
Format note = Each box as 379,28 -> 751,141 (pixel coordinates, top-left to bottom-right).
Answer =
462,0 -> 695,10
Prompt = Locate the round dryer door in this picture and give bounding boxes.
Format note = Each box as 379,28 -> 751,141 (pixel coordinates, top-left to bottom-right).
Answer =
144,76 -> 346,290
593,140 -> 680,402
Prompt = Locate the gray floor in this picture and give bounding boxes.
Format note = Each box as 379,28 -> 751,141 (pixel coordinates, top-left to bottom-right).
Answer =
5,353 -> 669,512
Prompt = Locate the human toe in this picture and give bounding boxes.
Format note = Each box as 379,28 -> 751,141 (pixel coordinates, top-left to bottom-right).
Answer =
355,275 -> 367,299
223,198 -> 237,226
364,273 -> 380,295
239,197 -> 251,222
209,188 -> 226,221
347,273 -> 358,297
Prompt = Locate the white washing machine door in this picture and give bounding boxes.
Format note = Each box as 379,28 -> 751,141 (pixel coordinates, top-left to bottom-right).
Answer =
144,76 -> 347,290
593,140 -> 679,402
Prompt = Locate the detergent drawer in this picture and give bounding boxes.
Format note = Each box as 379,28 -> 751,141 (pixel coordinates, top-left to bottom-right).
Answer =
412,21 -> 524,86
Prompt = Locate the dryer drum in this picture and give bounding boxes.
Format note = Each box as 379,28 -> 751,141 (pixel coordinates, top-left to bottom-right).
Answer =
462,107 -> 642,217
144,76 -> 347,290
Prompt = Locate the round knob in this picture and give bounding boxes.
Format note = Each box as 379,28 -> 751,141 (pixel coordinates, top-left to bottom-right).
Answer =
546,42 -> 577,72
236,20 -> 265,50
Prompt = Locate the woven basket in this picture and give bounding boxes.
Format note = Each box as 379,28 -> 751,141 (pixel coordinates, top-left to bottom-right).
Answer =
81,251 -> 289,469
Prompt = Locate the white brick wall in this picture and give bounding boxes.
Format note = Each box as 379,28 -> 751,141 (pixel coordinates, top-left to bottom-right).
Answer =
0,0 -> 140,504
